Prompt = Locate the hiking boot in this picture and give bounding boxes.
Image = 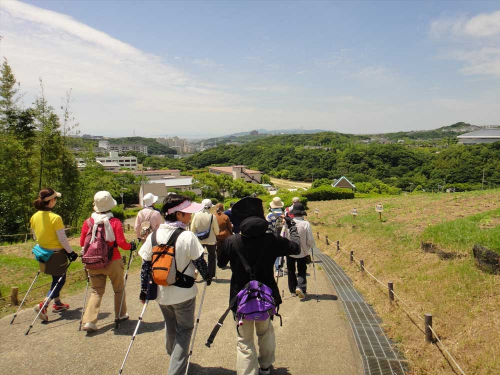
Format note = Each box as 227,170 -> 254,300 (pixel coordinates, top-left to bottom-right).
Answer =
260,367 -> 271,375
52,302 -> 70,312
83,322 -> 98,332
34,302 -> 49,321
295,288 -> 305,299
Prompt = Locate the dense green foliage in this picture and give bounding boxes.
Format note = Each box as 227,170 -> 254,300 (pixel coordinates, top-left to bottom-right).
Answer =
302,186 -> 354,201
185,135 -> 500,193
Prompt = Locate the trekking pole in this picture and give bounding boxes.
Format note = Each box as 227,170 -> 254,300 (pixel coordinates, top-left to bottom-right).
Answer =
118,278 -> 152,375
311,247 -> 319,302
116,243 -> 135,329
79,270 -> 90,331
25,261 -> 72,335
185,281 -> 208,375
10,271 -> 41,325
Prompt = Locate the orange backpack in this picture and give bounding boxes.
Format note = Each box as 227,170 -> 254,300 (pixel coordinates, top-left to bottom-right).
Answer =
151,228 -> 184,286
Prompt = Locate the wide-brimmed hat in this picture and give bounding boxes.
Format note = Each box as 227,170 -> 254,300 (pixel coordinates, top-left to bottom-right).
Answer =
143,193 -> 158,208
202,198 -> 213,209
93,191 -> 117,213
292,197 -> 300,203
290,203 -> 307,216
166,200 -> 204,215
269,197 -> 284,209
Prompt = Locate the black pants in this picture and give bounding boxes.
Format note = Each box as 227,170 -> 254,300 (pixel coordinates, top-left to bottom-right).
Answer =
286,256 -> 307,294
204,244 -> 217,278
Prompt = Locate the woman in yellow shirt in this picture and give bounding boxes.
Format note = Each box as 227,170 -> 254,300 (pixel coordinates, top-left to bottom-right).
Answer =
30,188 -> 78,321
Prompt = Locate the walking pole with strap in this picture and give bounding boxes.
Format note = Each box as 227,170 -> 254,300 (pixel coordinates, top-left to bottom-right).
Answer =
205,306 -> 232,348
79,270 -> 90,331
118,277 -> 153,375
10,271 -> 41,325
185,281 -> 208,375
116,241 -> 136,329
25,261 -> 73,335
311,247 -> 319,302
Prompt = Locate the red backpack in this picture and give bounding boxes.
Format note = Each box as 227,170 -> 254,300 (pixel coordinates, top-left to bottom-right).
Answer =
82,218 -> 116,269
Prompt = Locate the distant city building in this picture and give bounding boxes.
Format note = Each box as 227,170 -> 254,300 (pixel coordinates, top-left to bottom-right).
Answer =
249,130 -> 259,136
98,140 -> 148,155
208,165 -> 262,184
139,183 -> 168,207
156,137 -> 196,154
457,129 -> 500,145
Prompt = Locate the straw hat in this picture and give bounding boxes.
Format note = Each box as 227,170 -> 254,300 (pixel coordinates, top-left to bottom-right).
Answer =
269,197 -> 284,209
93,191 -> 117,213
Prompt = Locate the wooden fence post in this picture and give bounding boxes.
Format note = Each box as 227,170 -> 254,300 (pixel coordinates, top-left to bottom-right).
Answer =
11,287 -> 19,305
425,314 -> 433,343
325,235 -> 329,245
317,232 -> 319,239
350,251 -> 354,263
388,282 -> 394,303
336,241 -> 340,251
360,260 -> 364,272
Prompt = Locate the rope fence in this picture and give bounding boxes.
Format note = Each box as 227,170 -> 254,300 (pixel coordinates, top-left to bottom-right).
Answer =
316,231 -> 466,375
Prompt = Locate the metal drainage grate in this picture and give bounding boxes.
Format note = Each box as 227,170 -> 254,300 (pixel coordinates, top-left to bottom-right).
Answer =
314,249 -> 408,375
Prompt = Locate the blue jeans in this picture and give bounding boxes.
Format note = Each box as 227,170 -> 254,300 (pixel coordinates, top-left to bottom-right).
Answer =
47,274 -> 66,299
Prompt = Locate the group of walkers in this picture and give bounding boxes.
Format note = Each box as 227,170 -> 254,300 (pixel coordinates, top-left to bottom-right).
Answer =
28,187 -> 316,375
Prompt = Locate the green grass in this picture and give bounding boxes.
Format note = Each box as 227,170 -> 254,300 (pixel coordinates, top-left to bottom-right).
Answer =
421,208 -> 500,253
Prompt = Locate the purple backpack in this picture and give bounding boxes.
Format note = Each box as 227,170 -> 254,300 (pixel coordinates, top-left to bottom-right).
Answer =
235,280 -> 277,322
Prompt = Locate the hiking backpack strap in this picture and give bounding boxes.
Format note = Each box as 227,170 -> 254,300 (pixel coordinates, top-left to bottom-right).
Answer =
205,306 -> 232,348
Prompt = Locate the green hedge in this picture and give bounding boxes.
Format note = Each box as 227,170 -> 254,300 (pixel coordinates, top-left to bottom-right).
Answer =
302,186 -> 354,201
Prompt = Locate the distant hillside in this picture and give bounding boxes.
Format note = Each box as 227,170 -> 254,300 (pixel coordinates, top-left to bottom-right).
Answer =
230,128 -> 327,136
366,122 -> 483,141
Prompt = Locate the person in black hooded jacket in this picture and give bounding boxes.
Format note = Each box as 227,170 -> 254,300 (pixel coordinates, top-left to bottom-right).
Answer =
217,197 -> 300,375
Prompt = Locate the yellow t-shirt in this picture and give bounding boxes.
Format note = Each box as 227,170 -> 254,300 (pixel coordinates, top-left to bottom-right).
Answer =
30,211 -> 65,249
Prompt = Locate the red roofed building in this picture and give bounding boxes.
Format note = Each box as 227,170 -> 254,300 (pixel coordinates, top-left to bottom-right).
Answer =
208,165 -> 263,184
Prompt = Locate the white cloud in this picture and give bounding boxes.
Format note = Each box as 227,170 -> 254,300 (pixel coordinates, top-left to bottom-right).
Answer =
453,47 -> 500,77
351,66 -> 396,81
192,58 -> 222,68
430,10 -> 500,39
464,10 -> 500,37
295,71 -> 307,75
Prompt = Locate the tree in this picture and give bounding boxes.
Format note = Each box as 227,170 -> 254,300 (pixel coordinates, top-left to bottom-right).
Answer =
0,58 -> 22,130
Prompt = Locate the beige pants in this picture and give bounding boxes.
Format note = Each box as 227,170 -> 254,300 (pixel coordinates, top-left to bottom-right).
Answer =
83,259 -> 126,325
236,318 -> 276,375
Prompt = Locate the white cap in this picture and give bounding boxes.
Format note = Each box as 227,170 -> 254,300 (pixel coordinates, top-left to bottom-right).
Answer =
143,193 -> 158,208
202,198 -> 213,208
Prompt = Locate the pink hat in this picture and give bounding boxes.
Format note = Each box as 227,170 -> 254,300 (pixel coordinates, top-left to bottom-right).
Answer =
167,200 -> 204,215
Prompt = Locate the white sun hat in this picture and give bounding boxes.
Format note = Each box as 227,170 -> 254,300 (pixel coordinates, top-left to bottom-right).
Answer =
93,191 -> 117,213
143,193 -> 158,208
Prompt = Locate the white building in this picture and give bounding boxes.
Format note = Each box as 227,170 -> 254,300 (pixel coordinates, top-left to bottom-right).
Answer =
76,152 -> 138,170
457,129 -> 500,144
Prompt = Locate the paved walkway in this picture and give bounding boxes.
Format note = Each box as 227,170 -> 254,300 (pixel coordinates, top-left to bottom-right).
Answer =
0,260 -> 363,375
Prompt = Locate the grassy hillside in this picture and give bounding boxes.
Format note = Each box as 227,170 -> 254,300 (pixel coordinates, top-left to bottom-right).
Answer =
310,189 -> 500,374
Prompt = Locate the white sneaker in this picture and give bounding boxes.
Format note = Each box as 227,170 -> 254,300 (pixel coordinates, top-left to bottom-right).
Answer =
295,288 -> 305,299
117,313 -> 129,322
83,322 -> 98,332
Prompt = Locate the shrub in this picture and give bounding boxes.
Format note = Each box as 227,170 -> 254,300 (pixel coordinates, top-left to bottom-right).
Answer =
302,186 -> 354,201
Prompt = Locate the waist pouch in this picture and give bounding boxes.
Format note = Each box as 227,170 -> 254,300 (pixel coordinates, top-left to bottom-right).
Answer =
32,245 -> 54,263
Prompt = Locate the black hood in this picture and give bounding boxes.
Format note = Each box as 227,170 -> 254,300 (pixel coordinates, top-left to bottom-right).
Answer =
232,197 -> 265,229
240,217 -> 268,237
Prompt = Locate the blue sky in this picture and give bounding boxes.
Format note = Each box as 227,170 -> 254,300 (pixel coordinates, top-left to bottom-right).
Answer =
1,0 -> 499,138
